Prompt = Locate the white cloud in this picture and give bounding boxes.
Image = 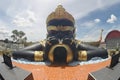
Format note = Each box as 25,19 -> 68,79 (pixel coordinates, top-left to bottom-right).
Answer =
27,10 -> 36,22
107,14 -> 117,23
80,19 -> 100,28
0,0 -> 120,41
0,27 -> 9,34
12,10 -> 37,27
0,21 -> 10,39
80,29 -> 101,42
0,22 -> 9,34
97,0 -> 103,8
80,21 -> 95,28
71,0 -> 120,19
94,19 -> 101,23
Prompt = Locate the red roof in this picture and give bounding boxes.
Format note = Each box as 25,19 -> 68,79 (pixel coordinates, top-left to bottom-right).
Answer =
105,30 -> 120,41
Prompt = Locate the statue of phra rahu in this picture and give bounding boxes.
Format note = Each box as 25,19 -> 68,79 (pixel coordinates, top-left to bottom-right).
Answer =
12,5 -> 108,64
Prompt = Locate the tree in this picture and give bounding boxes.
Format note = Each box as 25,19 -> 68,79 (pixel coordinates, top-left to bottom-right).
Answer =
18,31 -> 25,38
4,38 -> 9,43
11,30 -> 18,42
11,30 -> 27,44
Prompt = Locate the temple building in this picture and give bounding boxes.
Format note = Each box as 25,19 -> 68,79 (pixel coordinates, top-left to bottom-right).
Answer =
105,30 -> 120,50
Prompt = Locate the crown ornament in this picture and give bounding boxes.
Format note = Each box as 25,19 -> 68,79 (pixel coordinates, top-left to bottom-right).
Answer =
46,5 -> 75,25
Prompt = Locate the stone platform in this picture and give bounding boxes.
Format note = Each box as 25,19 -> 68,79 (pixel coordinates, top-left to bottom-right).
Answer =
0,56 -> 33,80
13,59 -> 110,80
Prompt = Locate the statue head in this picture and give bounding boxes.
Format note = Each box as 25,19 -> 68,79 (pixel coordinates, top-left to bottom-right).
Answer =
45,5 -> 76,63
46,5 -> 75,39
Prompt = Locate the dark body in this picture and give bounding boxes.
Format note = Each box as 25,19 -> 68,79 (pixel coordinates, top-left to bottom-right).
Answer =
12,5 -> 108,64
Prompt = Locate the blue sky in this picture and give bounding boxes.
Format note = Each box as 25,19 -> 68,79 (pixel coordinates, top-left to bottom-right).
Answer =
76,2 -> 120,41
0,0 -> 120,42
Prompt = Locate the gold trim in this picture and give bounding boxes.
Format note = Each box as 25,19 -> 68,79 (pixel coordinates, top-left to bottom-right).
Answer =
46,5 -> 75,25
48,44 -> 73,63
77,40 -> 81,45
34,51 -> 44,61
46,41 -> 52,45
47,26 -> 74,31
78,51 -> 87,61
75,40 -> 81,48
40,40 -> 46,46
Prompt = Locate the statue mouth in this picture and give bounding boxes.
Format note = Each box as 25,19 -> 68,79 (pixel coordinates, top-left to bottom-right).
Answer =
53,47 -> 67,63
48,44 -> 73,63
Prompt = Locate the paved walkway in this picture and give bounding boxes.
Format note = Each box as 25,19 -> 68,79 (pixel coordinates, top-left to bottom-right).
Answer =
13,60 -> 110,80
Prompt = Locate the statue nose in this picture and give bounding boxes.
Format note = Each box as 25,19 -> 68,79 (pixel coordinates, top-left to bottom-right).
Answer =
58,39 -> 63,44
56,31 -> 64,39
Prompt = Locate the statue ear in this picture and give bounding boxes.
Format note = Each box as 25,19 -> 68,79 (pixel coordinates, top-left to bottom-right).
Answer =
74,33 -> 76,38
73,27 -> 76,33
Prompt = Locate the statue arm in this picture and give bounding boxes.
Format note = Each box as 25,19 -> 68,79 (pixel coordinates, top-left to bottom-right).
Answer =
77,43 -> 108,61
21,43 -> 44,51
12,43 -> 45,61
77,43 -> 102,51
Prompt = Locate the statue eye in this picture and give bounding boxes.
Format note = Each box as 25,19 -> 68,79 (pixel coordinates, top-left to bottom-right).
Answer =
61,26 -> 74,31
47,26 -> 58,31
47,19 -> 74,26
49,30 -> 57,34
50,39 -> 59,45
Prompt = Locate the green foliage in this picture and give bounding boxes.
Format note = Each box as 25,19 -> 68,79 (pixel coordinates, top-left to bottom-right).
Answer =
11,30 -> 27,44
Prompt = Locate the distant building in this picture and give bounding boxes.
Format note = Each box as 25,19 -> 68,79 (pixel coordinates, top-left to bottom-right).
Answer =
0,40 -> 6,51
99,42 -> 106,49
105,30 -> 120,50
0,40 -> 24,51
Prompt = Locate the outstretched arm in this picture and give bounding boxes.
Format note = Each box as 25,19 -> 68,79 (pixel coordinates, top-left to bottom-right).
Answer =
77,43 -> 108,61
12,43 -> 45,61
20,43 -> 44,51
